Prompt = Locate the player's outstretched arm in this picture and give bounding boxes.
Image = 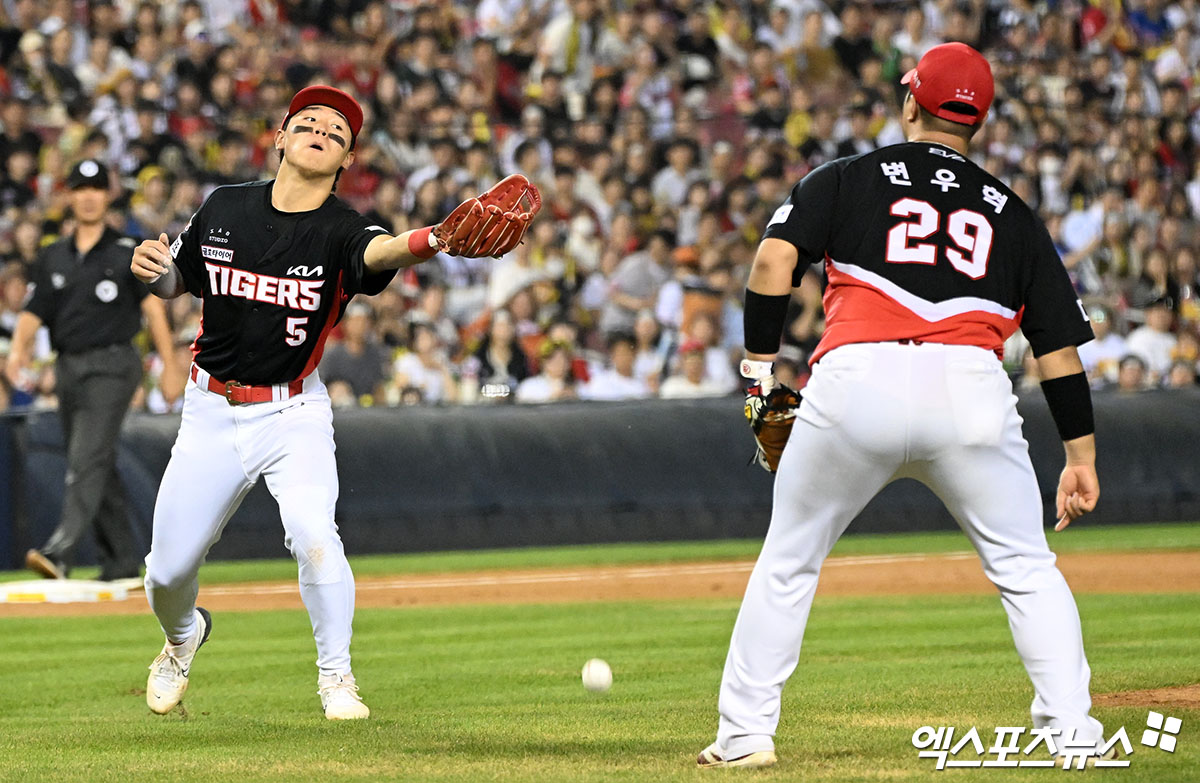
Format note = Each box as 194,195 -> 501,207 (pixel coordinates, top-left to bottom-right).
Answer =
1036,346 -> 1099,531
363,229 -> 442,272
132,233 -> 186,299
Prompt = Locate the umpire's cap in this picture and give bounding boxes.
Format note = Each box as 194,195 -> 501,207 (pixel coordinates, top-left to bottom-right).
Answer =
282,85 -> 364,146
66,159 -> 109,190
901,43 -> 994,126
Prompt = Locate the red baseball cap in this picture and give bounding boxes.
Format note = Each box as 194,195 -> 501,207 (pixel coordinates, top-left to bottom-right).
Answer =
901,43 -> 994,126
282,85 -> 363,144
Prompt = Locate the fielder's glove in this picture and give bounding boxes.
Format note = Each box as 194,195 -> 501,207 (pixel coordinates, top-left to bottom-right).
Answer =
742,360 -> 800,474
433,174 -> 542,258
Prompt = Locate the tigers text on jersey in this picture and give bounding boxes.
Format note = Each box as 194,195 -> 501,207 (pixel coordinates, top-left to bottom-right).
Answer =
764,141 -> 1093,363
170,181 -> 395,385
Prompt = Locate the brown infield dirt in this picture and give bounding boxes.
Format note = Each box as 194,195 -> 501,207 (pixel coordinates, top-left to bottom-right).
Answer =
2,548 -> 1197,619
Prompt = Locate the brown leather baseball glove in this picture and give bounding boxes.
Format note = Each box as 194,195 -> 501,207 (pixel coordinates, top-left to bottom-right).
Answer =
433,174 -> 542,258
744,380 -> 800,473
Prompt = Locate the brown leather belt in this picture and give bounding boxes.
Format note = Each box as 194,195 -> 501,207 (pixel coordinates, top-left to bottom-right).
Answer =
190,365 -> 304,406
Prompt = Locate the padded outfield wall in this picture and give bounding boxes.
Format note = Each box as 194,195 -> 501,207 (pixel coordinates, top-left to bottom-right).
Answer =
1,389 -> 1198,569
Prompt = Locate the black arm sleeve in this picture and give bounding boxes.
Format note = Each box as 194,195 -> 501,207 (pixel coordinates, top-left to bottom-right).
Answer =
338,212 -> 396,296
1040,372 -> 1095,441
1019,220 -> 1094,357
762,160 -> 841,285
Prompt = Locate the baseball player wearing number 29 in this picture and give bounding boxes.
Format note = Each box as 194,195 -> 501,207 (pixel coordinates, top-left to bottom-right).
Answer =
131,86 -> 539,720
700,44 -> 1106,768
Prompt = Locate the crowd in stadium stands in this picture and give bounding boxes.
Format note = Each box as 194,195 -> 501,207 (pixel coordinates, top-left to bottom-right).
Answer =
0,0 -> 1197,412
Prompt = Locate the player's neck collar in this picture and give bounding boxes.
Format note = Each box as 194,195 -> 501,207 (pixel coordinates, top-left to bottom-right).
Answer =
908,137 -> 969,156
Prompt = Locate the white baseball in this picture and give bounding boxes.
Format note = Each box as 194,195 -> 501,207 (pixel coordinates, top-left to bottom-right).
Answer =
581,658 -> 612,693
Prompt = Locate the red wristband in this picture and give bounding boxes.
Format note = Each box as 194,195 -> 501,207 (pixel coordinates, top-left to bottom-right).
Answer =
407,226 -> 437,259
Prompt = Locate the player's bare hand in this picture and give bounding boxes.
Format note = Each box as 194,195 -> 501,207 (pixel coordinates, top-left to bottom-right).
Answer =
132,233 -> 172,283
1054,464 -> 1099,531
3,357 -> 26,390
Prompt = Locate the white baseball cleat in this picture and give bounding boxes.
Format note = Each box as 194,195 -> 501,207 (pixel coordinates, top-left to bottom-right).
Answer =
319,672 -> 370,720
147,607 -> 212,715
697,742 -> 778,769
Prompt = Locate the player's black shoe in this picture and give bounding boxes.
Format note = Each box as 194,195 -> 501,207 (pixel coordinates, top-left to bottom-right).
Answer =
24,549 -> 67,580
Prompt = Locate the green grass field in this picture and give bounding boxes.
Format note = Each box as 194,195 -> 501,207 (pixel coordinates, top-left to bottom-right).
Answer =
1,523 -> 1197,782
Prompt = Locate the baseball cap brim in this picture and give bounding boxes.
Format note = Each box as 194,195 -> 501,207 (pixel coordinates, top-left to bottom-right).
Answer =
282,85 -> 363,144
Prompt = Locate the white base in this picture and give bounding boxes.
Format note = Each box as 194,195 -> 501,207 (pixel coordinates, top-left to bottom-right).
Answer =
0,577 -> 142,604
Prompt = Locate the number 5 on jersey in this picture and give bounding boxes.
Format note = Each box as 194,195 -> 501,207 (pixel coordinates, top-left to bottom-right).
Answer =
886,198 -> 994,279
286,316 -> 308,346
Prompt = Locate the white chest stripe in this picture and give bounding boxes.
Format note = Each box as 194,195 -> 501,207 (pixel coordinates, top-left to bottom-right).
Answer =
828,258 -> 1019,321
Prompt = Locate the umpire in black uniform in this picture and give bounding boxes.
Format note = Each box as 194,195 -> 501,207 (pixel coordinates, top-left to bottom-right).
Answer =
5,159 -> 184,580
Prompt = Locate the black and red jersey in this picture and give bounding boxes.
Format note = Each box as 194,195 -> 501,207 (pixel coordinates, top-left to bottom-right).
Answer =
170,181 -> 396,384
764,141 -> 1093,363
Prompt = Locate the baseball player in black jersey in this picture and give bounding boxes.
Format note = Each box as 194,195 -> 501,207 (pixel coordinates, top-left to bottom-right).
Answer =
699,44 -> 1106,768
130,86 -> 538,719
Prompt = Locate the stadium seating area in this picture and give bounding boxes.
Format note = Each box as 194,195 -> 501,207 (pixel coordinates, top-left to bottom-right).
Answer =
0,0 -> 1196,411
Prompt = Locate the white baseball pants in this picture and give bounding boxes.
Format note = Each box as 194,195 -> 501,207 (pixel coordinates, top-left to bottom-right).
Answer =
144,368 -> 356,676
716,342 -> 1103,758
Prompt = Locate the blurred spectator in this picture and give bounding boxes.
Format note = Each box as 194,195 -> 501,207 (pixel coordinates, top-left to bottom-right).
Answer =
660,339 -> 729,399
128,166 -> 173,239
599,230 -> 674,336
687,311 -> 739,394
892,6 -> 940,60
391,321 -> 458,405
320,301 -> 388,405
515,338 -> 577,403
580,332 -> 650,401
774,345 -> 809,390
1116,353 -> 1150,393
1171,326 -> 1200,378
1128,249 -> 1180,312
0,1 -> 1191,411
833,3 -> 874,78
835,103 -> 876,157
1166,359 -> 1197,388
632,309 -> 667,390
461,308 -> 530,403
1125,297 -> 1177,382
0,262 -> 30,340
1173,246 -> 1199,326
651,139 -> 702,208
1077,304 -> 1127,387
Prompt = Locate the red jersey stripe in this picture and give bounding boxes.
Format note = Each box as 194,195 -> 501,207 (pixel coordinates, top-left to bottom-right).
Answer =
190,314 -> 205,361
812,259 -> 1023,364
298,271 -> 346,381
